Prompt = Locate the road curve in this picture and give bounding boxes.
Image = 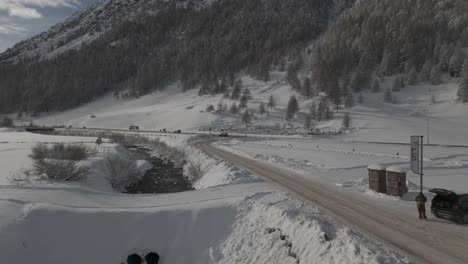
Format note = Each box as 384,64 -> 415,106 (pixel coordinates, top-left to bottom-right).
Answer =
196,141 -> 468,264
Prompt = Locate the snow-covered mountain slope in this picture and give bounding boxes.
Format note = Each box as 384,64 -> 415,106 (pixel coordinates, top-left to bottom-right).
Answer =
0,0 -> 208,63
0,0 -> 351,114
32,73 -> 291,131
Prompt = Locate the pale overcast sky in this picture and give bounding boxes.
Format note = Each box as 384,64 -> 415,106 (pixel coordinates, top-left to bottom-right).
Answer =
0,0 -> 98,52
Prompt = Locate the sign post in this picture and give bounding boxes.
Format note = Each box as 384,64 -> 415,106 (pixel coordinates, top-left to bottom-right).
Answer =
411,136 -> 424,193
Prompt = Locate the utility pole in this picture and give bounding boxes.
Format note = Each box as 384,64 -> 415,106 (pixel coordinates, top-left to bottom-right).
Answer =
421,136 -> 424,193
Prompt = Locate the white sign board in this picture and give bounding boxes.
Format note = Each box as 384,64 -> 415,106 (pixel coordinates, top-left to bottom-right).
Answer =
411,136 -> 422,174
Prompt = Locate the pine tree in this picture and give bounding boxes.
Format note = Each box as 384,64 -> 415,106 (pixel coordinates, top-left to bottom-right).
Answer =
342,112 -> 351,129
239,95 -> 248,110
430,66 -> 442,85
399,75 -> 406,88
258,102 -> 267,116
344,93 -> 354,109
450,46 -> 465,77
419,61 -> 432,82
216,78 -> 227,94
287,65 -> 300,91
279,59 -> 286,72
258,60 -> 270,82
217,101 -> 224,112
384,88 -> 393,103
304,115 -> 312,130
349,51 -> 373,92
267,95 -> 276,109
199,83 -> 209,96
223,88 -> 230,99
457,59 -> 468,102
16,110 -> 23,120
317,100 -> 325,121
310,101 -> 317,120
229,103 -> 239,114
242,88 -> 252,100
286,95 -> 299,121
406,67 -> 418,85
206,104 -> 215,112
241,110 -> 252,127
325,106 -> 333,120
303,76 -> 312,99
371,79 -> 380,93
392,76 -> 402,91
0,116 -> 14,127
329,79 -> 341,112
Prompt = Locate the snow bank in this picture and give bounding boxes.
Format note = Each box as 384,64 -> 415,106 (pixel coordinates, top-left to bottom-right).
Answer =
0,190 -> 408,264
0,199 -> 238,264
193,158 -> 257,189
213,192 -> 408,264
386,166 -> 409,173
155,135 -> 261,189
0,127 -> 15,132
364,189 -> 401,201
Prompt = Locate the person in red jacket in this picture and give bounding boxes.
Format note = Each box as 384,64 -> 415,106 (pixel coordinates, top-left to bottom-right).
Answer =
415,192 -> 428,220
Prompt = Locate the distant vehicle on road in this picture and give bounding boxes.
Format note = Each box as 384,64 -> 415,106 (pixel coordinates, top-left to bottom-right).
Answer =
430,188 -> 468,224
219,132 -> 229,137
174,129 -> 181,134
129,125 -> 139,130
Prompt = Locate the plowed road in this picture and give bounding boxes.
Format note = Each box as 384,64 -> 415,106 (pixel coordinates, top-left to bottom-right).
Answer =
196,141 -> 468,264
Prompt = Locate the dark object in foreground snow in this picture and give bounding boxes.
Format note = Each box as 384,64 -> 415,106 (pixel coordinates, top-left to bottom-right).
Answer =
127,253 -> 142,264
145,252 -> 160,264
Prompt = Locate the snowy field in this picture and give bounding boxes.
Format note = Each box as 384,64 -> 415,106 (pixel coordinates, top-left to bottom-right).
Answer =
0,131 -> 104,186
0,131 -> 408,263
216,137 -> 468,194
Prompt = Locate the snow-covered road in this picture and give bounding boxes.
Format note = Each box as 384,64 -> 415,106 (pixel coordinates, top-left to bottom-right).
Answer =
197,141 -> 468,264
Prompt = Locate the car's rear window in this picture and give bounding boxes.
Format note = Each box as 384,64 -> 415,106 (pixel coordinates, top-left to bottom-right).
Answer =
433,195 -> 457,208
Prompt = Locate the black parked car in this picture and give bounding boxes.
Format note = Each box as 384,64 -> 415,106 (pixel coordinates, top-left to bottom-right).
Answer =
219,132 -> 229,137
430,188 -> 468,224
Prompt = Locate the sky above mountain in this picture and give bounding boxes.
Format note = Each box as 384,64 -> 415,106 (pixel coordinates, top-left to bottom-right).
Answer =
0,0 -> 98,52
